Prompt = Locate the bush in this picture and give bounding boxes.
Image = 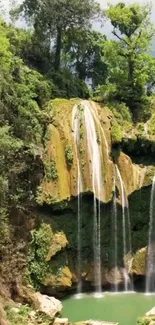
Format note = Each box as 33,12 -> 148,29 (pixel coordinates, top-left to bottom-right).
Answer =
65,145 -> 74,167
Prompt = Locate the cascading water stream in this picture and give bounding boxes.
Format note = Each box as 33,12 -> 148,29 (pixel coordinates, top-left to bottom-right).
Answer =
146,176 -> 155,293
72,101 -> 109,295
113,176 -> 118,292
72,105 -> 83,294
90,102 -> 109,157
115,165 -> 133,291
82,101 -> 103,294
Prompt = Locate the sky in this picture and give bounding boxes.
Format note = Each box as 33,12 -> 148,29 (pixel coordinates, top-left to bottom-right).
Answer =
1,0 -> 155,34
1,0 -> 155,14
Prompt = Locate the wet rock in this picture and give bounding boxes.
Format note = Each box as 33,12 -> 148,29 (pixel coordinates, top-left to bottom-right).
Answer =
126,248 -> 146,275
43,266 -> 72,289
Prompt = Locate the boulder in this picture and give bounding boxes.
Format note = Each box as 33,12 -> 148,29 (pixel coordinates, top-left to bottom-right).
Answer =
33,292 -> 62,318
146,307 -> 155,316
53,317 -> 69,325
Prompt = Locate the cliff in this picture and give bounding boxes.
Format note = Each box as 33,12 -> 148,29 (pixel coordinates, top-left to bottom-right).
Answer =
1,98 -> 155,299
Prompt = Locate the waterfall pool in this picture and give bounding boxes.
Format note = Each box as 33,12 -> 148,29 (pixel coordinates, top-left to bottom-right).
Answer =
62,292 -> 155,325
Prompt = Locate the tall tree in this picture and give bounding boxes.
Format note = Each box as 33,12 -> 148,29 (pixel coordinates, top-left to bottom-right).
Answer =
103,2 -> 155,119
63,29 -> 107,88
21,0 -> 101,71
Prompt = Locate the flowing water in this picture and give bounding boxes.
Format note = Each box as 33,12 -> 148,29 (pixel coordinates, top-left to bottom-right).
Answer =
72,101 -> 134,294
115,165 -> 133,291
83,101 -> 103,294
113,177 -> 118,292
146,176 -> 155,293
72,105 -> 83,294
62,293 -> 155,325
72,101 -> 109,295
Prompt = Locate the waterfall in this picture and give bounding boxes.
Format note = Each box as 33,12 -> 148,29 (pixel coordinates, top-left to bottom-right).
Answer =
72,105 -> 83,294
90,101 -> 109,157
146,176 -> 155,293
113,176 -> 119,292
83,101 -> 103,294
72,101 -> 110,295
115,165 -> 133,291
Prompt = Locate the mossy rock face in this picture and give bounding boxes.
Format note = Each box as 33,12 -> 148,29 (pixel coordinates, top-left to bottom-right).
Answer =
37,99 -> 115,205
43,266 -> 72,288
129,186 -> 151,252
36,99 -> 155,209
126,247 -> 147,275
46,232 -> 68,261
27,222 -> 70,290
31,99 -> 155,292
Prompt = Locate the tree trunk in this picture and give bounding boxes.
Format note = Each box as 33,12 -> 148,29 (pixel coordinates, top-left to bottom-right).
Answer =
54,27 -> 62,71
128,56 -> 134,84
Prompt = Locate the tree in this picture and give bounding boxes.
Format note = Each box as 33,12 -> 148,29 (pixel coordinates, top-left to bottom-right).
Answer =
103,3 -> 155,119
21,0 -> 101,71
63,29 -> 107,88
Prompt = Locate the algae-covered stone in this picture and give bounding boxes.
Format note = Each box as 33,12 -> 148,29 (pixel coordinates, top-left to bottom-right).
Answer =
46,232 -> 68,261
127,247 -> 147,275
43,266 -> 72,288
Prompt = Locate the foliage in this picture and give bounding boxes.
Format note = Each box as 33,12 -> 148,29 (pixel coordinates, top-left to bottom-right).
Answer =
21,0 -> 101,71
64,29 -> 107,88
0,208 -> 27,296
28,223 -> 54,286
44,160 -> 58,181
137,317 -> 152,325
5,303 -> 52,325
111,120 -> 123,144
101,3 -> 155,120
108,102 -> 133,134
65,145 -> 74,168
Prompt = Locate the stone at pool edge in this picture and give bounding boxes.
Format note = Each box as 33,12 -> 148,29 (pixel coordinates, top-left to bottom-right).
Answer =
33,292 -> 63,318
146,307 -> 155,316
75,320 -> 119,325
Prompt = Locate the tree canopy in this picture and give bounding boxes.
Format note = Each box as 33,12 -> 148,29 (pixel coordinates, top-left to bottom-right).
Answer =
21,0 -> 101,71
99,2 -> 155,119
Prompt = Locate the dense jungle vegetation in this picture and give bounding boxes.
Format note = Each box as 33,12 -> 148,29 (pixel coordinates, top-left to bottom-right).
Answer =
0,0 -> 155,307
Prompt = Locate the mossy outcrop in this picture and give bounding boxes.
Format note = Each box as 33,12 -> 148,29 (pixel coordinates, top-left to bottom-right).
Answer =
3,98 -> 155,296
36,99 -> 155,209
31,99 -> 155,292
126,248 -> 147,275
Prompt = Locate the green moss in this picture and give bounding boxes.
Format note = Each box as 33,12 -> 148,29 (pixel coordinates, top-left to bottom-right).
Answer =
137,317 -> 154,325
36,185 -> 43,205
65,145 -> 74,168
111,119 -> 123,144
44,160 -> 58,181
108,102 -> 133,133
148,114 -> 155,136
5,303 -> 52,325
27,223 -> 54,287
136,123 -> 145,134
27,222 -> 69,289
